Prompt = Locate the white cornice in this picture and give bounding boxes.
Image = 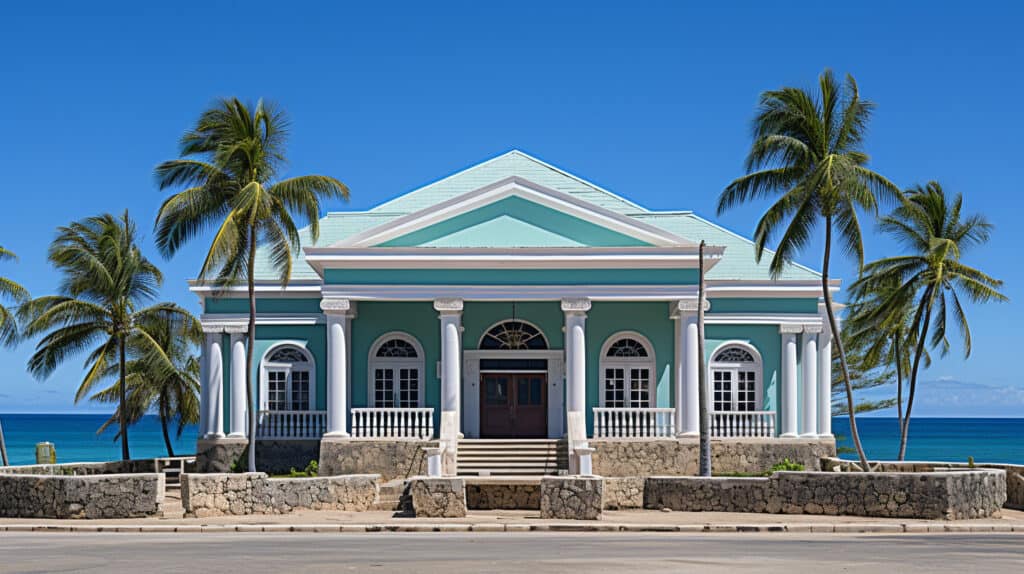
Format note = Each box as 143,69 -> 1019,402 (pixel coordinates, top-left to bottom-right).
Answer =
200,313 -> 324,327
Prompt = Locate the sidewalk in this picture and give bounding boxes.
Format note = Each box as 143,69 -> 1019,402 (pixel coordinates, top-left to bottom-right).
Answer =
3,507 -> 1023,534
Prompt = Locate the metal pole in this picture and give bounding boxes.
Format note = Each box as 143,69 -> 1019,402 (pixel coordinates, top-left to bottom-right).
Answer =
697,240 -> 711,477
0,416 -> 9,466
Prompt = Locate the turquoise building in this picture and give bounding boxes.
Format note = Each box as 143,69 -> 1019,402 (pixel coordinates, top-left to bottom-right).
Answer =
195,151 -> 836,475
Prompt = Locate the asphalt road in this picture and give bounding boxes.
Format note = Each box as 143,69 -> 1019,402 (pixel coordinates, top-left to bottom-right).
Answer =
0,532 -> 1021,573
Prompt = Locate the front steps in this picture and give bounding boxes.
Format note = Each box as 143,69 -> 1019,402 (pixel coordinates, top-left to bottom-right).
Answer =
457,439 -> 568,476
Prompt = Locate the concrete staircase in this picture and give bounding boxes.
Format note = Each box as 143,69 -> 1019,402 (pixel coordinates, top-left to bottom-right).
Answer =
457,439 -> 568,476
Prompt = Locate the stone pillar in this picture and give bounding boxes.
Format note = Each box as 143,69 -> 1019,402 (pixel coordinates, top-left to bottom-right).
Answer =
323,298 -> 354,437
779,325 -> 800,438
228,331 -> 248,437
818,325 -> 833,437
671,300 -> 703,437
205,332 -> 225,439
801,326 -> 820,437
562,298 -> 591,414
435,298 -> 464,434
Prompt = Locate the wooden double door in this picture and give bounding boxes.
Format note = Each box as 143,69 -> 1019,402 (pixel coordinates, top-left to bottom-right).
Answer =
480,373 -> 547,438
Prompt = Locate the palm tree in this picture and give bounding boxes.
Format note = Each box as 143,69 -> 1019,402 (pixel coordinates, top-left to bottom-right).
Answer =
154,98 -> 349,471
717,69 -> 901,469
92,308 -> 202,456
0,246 -> 28,465
20,211 -> 192,460
850,182 -> 1006,459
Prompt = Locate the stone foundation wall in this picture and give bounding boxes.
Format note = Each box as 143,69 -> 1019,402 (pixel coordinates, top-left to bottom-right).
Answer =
540,476 -> 603,520
0,473 -> 165,519
603,477 -> 645,509
466,482 -> 541,510
195,438 -> 248,473
0,459 -> 187,475
194,438 -> 320,474
822,458 -> 1024,510
181,472 -> 380,517
591,438 -> 836,477
645,470 -> 1006,520
409,478 -> 467,518
319,439 -> 433,480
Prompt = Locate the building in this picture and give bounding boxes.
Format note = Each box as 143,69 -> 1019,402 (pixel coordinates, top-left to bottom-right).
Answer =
194,151 -> 836,477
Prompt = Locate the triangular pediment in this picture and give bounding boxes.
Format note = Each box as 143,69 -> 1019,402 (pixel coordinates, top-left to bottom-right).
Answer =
336,177 -> 693,248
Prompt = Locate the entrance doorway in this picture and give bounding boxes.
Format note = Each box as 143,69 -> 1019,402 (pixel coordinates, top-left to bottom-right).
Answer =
480,373 -> 548,438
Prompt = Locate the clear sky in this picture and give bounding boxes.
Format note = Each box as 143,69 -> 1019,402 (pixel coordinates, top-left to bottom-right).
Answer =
0,1 -> 1020,415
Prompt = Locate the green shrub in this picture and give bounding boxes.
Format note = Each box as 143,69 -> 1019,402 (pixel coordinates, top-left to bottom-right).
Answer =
304,460 -> 319,477
967,456 -> 976,469
768,459 -> 805,473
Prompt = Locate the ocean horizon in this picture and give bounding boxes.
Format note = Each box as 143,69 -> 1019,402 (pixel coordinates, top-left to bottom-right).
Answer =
0,413 -> 1021,467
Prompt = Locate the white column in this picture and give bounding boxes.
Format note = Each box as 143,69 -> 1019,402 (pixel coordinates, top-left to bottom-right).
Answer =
779,326 -> 800,438
323,298 -> 354,437
198,334 -> 209,439
205,332 -> 225,439
671,300 -> 702,437
562,298 -> 590,414
801,327 -> 820,437
818,325 -> 833,437
228,331 -> 247,437
435,299 -> 464,434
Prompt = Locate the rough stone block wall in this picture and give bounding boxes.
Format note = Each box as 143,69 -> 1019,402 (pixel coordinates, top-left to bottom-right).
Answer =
644,470 -> 1006,520
0,473 -> 165,519
465,482 -> 541,510
603,477 -> 645,509
195,438 -> 249,473
409,478 -> 467,518
540,476 -> 603,520
591,438 -> 836,477
181,472 -> 380,517
319,439 -> 432,480
0,459 -> 176,475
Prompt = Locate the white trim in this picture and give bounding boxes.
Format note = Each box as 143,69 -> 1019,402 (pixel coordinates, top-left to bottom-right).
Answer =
258,341 -> 317,412
462,349 -> 565,439
477,318 -> 550,350
598,331 -> 657,408
367,332 -> 426,408
333,177 -> 694,249
201,313 -> 324,327
708,341 -> 764,412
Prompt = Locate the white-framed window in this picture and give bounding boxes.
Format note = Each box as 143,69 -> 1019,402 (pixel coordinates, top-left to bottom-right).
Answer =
599,332 -> 656,408
260,344 -> 315,411
368,332 -> 425,408
709,343 -> 762,412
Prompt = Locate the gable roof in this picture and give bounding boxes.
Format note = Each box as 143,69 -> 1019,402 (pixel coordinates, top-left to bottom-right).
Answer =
248,150 -> 822,283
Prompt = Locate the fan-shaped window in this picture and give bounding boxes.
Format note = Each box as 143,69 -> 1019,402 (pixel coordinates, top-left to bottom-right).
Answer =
261,344 -> 314,412
599,333 -> 655,408
710,343 -> 762,412
369,333 -> 424,408
479,320 -> 548,350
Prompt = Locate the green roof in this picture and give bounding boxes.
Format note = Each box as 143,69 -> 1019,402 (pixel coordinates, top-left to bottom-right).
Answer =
251,150 -> 821,282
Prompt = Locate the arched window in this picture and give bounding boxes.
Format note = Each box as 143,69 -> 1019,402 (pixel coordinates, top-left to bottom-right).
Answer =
479,320 -> 548,350
369,333 -> 424,408
710,343 -> 762,412
261,344 -> 315,411
599,332 -> 655,408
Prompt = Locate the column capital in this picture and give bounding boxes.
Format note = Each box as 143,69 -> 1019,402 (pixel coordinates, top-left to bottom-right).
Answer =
802,323 -> 824,334
778,323 -> 804,334
320,297 -> 355,316
671,298 -> 709,317
433,298 -> 464,314
202,322 -> 248,335
561,297 -> 591,314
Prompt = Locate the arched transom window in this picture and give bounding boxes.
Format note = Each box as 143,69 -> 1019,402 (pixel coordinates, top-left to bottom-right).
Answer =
710,344 -> 762,412
600,333 -> 655,408
369,333 -> 424,408
261,345 -> 314,411
479,320 -> 548,350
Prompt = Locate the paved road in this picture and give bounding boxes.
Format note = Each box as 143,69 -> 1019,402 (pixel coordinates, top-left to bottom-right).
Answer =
0,532 -> 1021,573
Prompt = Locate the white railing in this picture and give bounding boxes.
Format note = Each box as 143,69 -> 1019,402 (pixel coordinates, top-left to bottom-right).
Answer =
711,411 -> 776,438
256,410 -> 327,439
351,407 -> 435,439
593,407 -> 677,438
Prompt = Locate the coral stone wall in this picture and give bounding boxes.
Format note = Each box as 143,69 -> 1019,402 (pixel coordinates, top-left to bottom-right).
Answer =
319,439 -> 433,480
645,470 -> 1007,520
195,439 -> 320,474
591,438 -> 836,477
0,459 -> 183,475
465,481 -> 541,510
409,478 -> 468,518
181,472 -> 380,517
540,476 -> 604,520
0,473 -> 165,519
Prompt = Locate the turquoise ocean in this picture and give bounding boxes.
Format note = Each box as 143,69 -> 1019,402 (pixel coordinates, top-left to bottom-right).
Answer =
0,414 -> 1020,466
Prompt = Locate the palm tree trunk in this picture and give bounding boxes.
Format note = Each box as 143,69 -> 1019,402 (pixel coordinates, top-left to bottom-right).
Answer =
246,229 -> 258,473
160,398 -> 175,457
823,217 -> 869,470
119,336 -> 130,461
894,335 -> 903,432
899,292 -> 933,461
0,417 -> 8,466
697,241 -> 711,477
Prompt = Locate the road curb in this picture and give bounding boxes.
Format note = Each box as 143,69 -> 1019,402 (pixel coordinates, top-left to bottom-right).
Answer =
1,522 -> 1022,534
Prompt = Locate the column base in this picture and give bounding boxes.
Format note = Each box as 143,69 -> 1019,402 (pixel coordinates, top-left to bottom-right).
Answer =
799,432 -> 819,438
676,431 -> 699,438
323,430 -> 351,438
779,432 -> 798,438
227,432 -> 247,439
203,432 -> 226,440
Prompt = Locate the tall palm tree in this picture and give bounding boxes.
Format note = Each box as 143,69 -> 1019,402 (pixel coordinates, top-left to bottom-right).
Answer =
92,308 -> 202,456
154,98 -> 349,471
717,69 -> 901,469
851,182 -> 1006,459
20,211 -> 192,460
0,246 -> 28,465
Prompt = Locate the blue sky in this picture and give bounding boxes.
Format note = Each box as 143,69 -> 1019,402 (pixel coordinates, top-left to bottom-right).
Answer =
0,1 -> 1020,415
